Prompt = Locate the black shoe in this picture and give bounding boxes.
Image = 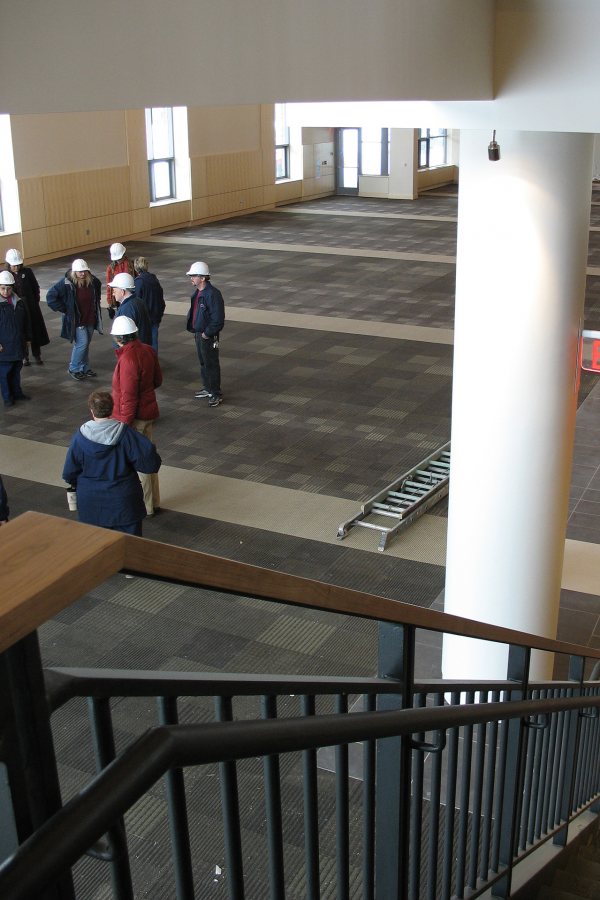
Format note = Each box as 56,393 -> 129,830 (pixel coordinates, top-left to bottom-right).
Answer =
4,399 -> 14,407
14,393 -> 31,401
34,357 -> 43,365
195,389 -> 210,398
69,371 -> 86,381
208,394 -> 222,407
22,358 -> 30,367
85,369 -> 97,377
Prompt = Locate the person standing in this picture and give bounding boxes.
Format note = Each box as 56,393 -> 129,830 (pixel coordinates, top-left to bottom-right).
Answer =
111,316 -> 162,516
106,242 -> 135,316
134,257 -> 165,354
4,249 -> 50,366
46,259 -> 103,380
109,272 -> 153,346
0,270 -> 31,406
63,390 -> 161,536
186,261 -> 225,407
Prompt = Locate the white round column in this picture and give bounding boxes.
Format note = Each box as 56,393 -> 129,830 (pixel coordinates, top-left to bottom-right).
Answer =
442,131 -> 593,681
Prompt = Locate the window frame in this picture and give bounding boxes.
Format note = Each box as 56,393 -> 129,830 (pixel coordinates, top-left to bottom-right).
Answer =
418,128 -> 448,170
146,108 -> 177,202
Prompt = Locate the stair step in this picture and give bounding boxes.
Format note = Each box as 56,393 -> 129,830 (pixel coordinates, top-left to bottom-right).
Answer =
552,868 -> 600,898
578,844 -> 600,866
537,887 -> 591,900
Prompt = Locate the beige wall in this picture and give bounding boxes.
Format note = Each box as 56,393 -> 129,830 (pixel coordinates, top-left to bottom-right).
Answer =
6,104 -> 336,263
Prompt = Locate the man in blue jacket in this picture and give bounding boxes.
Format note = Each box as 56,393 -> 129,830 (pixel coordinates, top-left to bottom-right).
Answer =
186,261 -> 225,407
109,272 -> 153,347
63,390 -> 161,536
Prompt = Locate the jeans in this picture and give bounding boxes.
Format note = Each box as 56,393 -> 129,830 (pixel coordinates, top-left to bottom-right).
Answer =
151,323 -> 160,354
69,325 -> 94,374
195,332 -> 221,396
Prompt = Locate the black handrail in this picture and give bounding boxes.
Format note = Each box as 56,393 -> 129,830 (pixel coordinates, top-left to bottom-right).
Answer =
1,693 -> 599,900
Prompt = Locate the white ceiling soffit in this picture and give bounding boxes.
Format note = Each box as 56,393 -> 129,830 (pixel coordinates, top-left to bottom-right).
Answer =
0,0 -> 493,115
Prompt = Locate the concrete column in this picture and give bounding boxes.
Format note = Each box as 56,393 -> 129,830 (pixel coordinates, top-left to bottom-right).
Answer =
442,131 -> 593,680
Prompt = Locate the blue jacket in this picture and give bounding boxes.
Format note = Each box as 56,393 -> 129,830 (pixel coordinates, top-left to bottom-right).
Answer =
186,281 -> 225,337
46,272 -> 103,342
115,295 -> 153,346
134,271 -> 165,325
0,297 -> 28,361
62,419 -> 161,528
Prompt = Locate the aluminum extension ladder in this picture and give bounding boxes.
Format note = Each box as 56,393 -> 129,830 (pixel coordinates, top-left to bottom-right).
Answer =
337,442 -> 450,552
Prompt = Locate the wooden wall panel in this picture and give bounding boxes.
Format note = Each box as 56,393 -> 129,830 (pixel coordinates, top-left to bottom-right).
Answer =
129,162 -> 150,210
131,208 -> 152,235
207,187 -> 266,218
0,234 -> 23,261
191,197 -> 210,221
46,212 -> 133,255
150,200 -> 191,230
43,167 -> 131,226
206,150 -> 263,195
275,181 -> 302,204
17,178 -> 46,231
21,228 -> 49,259
190,157 -> 208,200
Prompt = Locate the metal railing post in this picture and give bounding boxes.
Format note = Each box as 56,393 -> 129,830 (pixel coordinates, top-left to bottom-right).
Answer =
375,622 -> 414,900
157,697 -> 195,899
492,644 -> 530,898
0,633 -> 74,900
88,697 -> 134,900
553,655 -> 585,847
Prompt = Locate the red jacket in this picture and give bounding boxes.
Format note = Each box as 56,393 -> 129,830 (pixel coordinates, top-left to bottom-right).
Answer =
112,340 -> 162,424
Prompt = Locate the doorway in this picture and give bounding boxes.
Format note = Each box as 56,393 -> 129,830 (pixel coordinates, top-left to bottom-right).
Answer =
336,128 -> 360,195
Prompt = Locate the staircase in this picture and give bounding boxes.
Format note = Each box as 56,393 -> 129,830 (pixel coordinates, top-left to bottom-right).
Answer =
535,819 -> 600,899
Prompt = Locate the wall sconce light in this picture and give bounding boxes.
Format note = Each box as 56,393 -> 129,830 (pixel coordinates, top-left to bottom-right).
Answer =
488,130 -> 500,162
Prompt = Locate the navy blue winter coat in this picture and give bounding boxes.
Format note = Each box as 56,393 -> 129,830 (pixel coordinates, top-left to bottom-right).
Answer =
46,272 -> 103,342
186,281 -> 225,337
134,271 -> 165,325
0,297 -> 28,361
62,420 -> 161,528
115,295 -> 153,346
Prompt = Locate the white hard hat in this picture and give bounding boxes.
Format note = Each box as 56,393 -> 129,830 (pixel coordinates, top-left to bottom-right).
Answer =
0,270 -> 15,285
186,261 -> 210,277
111,315 -> 138,336
5,249 -> 23,266
108,272 -> 135,291
72,259 -> 89,273
110,242 -> 126,261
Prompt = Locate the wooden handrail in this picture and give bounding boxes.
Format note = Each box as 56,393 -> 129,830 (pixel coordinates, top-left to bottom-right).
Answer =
2,512 -> 600,663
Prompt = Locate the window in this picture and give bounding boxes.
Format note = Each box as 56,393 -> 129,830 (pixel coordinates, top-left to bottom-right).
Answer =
275,104 -> 290,180
145,108 -> 176,202
360,127 -> 389,176
418,129 -> 448,169
0,188 -> 4,233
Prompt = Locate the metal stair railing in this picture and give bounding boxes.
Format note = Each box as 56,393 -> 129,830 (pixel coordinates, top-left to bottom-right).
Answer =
1,513 -> 600,900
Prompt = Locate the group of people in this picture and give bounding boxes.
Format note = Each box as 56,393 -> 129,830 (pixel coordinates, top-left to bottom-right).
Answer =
1,239 -> 227,536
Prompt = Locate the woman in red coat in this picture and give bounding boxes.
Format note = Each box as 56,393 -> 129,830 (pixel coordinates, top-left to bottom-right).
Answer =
111,315 -> 162,515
